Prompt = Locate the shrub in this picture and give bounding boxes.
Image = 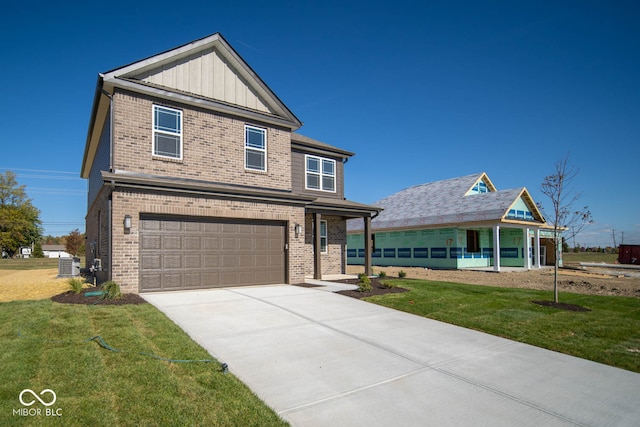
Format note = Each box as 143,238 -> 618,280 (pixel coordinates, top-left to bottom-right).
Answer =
381,280 -> 395,289
357,274 -> 372,292
377,271 -> 387,278
68,277 -> 85,294
398,270 -> 407,278
102,281 -> 122,300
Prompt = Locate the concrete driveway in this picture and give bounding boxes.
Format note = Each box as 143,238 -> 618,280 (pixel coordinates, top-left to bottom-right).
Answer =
143,285 -> 640,426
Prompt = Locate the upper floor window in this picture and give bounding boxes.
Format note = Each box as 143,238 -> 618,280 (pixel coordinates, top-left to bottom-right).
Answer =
153,105 -> 182,159
305,155 -> 336,192
245,125 -> 267,171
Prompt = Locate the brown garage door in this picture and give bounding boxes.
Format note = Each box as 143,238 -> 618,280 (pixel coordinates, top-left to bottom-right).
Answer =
139,216 -> 286,292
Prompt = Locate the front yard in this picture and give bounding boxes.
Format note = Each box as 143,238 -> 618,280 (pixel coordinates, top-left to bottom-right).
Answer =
0,299 -> 287,426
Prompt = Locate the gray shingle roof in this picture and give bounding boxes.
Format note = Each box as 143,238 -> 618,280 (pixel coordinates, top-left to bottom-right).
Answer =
348,173 -> 541,232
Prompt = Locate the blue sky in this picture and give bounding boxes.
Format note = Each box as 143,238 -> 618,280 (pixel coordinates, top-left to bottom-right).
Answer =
1,0 -> 638,247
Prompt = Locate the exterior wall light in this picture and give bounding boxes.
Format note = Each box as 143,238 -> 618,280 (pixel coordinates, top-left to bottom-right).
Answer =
294,223 -> 303,238
124,215 -> 132,232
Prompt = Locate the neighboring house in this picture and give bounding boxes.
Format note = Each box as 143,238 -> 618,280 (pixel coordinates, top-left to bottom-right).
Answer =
81,33 -> 380,293
42,245 -> 71,258
347,172 -> 557,271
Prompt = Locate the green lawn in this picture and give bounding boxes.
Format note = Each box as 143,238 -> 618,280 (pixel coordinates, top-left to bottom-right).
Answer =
0,299 -> 287,426
367,280 -> 640,373
562,251 -> 618,265
0,258 -> 86,270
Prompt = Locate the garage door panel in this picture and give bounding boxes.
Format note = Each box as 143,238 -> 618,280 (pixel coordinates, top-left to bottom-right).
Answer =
184,272 -> 202,288
184,222 -> 201,232
142,254 -> 162,270
142,235 -> 161,250
203,237 -> 219,250
164,255 -> 182,269
203,254 -> 219,267
255,255 -> 269,267
163,236 -> 182,250
140,217 -> 285,292
162,273 -> 183,289
185,237 -> 201,250
222,254 -> 237,268
140,274 -> 162,290
238,237 -> 253,250
184,255 -> 201,268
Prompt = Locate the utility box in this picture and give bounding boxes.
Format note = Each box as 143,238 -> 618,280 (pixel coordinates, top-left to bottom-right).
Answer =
618,245 -> 640,265
58,257 -> 81,277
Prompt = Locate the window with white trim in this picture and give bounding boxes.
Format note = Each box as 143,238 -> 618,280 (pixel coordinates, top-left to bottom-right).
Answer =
305,155 -> 336,192
153,105 -> 182,159
320,220 -> 328,253
245,125 -> 267,171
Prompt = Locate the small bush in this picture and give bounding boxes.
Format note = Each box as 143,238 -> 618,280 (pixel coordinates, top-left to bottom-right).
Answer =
398,270 -> 407,278
381,280 -> 395,289
377,271 -> 387,278
102,281 -> 122,300
357,274 -> 372,292
68,278 -> 85,294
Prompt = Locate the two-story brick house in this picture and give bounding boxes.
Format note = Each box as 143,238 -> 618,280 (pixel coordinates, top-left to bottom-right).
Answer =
80,33 -> 380,293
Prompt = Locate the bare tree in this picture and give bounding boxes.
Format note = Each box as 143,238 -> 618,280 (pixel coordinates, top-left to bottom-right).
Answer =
540,154 -> 593,303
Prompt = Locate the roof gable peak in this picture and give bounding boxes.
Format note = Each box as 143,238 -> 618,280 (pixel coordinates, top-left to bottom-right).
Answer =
101,33 -> 301,128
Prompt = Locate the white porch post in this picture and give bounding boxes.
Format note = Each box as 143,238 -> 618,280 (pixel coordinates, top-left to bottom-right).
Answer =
534,228 -> 541,269
524,228 -> 531,269
493,225 -> 501,272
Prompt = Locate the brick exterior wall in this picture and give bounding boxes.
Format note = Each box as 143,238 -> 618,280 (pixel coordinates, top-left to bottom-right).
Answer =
303,214 -> 346,277
110,188 -> 306,293
111,90 -> 292,191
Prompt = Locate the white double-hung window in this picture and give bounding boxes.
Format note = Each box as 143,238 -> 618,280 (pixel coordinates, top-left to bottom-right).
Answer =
245,125 -> 267,171
153,105 -> 182,159
305,155 -> 336,192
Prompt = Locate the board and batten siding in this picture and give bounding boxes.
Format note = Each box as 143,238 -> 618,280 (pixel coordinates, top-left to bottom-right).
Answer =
291,149 -> 344,199
135,47 -> 271,113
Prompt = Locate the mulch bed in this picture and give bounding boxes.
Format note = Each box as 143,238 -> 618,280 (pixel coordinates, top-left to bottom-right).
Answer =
531,300 -> 591,312
334,277 -> 409,299
51,288 -> 147,305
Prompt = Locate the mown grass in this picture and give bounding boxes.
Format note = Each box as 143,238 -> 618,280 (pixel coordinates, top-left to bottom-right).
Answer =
366,279 -> 640,373
0,299 -> 287,426
0,258 -> 86,270
562,252 -> 618,265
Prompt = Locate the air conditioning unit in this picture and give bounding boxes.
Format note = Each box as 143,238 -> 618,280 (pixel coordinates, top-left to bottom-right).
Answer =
58,257 -> 81,278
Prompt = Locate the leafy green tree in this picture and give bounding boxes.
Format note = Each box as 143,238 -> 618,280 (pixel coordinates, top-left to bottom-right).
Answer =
0,171 -> 42,257
32,241 -> 44,258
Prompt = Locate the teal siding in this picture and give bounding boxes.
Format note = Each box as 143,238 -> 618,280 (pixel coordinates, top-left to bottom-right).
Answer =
347,226 -> 532,269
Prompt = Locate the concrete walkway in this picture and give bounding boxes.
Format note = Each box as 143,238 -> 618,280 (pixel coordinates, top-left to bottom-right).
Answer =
143,285 -> 640,426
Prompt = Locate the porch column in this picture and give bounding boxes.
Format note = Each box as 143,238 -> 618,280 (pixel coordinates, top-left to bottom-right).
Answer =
313,213 -> 322,280
534,228 -> 541,268
524,228 -> 531,269
493,225 -> 501,272
364,216 -> 373,276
